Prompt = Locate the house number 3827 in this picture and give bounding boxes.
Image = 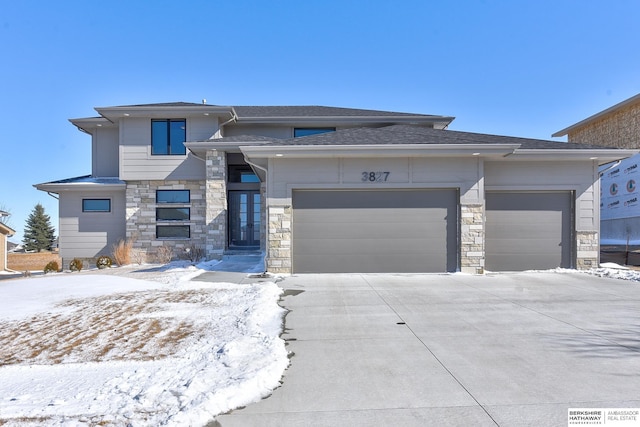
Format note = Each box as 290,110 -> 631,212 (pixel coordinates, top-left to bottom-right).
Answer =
361,171 -> 390,182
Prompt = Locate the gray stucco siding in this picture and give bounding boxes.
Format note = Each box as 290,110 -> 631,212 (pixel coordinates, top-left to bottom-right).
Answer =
58,190 -> 126,260
118,117 -> 213,180
93,127 -> 119,176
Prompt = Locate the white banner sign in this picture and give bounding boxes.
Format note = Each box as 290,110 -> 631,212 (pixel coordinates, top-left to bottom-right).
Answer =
600,155 -> 640,220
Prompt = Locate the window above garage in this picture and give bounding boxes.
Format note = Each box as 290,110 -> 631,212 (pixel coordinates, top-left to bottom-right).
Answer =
293,127 -> 335,138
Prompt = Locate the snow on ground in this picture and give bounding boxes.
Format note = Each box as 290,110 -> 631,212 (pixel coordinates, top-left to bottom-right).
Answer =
1,258 -> 638,426
0,258 -> 288,426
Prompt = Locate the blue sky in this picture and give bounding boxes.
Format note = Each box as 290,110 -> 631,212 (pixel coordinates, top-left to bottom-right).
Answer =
1,0 -> 639,243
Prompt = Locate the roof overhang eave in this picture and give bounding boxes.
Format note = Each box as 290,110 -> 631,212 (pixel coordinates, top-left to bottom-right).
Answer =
95,105 -> 235,121
510,149 -> 639,165
185,140 -> 274,157
34,182 -> 127,193
241,144 -> 520,159
0,222 -> 15,237
69,117 -> 114,133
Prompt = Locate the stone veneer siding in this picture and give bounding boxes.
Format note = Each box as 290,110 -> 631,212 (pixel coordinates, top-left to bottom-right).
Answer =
576,230 -> 598,269
460,204 -> 484,274
126,180 -> 206,262
568,102 -> 640,148
266,205 -> 291,273
205,150 -> 227,258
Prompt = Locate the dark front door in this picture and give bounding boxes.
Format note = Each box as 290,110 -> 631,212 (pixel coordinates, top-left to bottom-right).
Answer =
229,191 -> 261,247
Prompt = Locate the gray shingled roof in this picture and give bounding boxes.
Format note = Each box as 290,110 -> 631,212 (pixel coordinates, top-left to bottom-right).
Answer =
264,124 -> 616,150
232,105 -> 445,118
107,103 -> 449,119
38,175 -> 125,185
198,135 -> 282,143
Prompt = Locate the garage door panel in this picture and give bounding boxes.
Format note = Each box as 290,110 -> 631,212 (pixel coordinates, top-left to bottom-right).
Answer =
293,238 -> 447,254
486,192 -> 572,271
293,216 -> 448,239
292,189 -> 458,273
294,208 -> 451,223
293,253 -> 441,274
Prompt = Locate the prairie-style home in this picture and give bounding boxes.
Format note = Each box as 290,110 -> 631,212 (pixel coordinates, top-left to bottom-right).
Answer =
36,102 -> 634,273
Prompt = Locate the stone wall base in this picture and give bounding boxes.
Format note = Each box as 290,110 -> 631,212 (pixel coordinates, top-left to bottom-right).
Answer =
576,231 -> 598,269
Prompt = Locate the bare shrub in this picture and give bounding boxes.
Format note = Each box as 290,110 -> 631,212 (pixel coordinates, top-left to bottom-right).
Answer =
182,244 -> 205,262
130,248 -> 147,265
112,239 -> 133,266
155,245 -> 174,264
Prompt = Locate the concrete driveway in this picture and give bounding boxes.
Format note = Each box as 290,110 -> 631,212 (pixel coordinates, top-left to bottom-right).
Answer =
214,272 -> 640,427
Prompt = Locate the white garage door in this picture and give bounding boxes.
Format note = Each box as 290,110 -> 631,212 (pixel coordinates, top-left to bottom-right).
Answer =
292,189 -> 458,273
485,192 -> 573,271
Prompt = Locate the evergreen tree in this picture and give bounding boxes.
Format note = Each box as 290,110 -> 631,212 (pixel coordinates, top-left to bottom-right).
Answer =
23,203 -> 56,252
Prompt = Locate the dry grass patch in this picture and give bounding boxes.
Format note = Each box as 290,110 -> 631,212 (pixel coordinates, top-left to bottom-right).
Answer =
0,289 -> 218,366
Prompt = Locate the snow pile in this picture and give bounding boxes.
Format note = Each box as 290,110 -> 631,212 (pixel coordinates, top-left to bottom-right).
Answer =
0,263 -> 288,426
586,262 -> 640,282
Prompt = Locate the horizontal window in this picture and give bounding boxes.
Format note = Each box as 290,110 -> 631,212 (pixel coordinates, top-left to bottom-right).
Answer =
82,199 -> 111,212
152,119 -> 186,155
157,190 -> 190,203
156,207 -> 190,221
228,165 -> 260,183
293,127 -> 335,138
156,225 -> 190,239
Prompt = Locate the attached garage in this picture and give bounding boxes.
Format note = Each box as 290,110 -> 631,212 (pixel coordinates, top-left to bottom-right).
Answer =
485,192 -> 573,271
292,189 -> 458,273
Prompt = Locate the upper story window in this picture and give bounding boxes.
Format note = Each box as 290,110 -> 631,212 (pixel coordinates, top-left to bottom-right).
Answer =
152,119 -> 186,155
157,190 -> 190,204
293,127 -> 336,138
82,199 -> 111,212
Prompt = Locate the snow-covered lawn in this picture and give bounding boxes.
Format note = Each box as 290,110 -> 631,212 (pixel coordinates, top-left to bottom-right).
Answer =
0,261 -> 289,426
1,260 -> 638,427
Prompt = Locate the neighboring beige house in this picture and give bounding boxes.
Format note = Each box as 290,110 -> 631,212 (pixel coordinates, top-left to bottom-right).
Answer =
0,211 -> 15,271
554,94 -> 640,245
36,102 -> 634,273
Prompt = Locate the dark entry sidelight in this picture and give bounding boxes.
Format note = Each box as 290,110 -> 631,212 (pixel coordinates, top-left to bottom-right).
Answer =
229,191 -> 261,247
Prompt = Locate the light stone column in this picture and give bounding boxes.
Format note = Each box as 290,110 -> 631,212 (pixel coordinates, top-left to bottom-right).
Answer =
576,231 -> 598,269
460,204 -> 484,274
205,150 -> 227,259
267,205 -> 292,273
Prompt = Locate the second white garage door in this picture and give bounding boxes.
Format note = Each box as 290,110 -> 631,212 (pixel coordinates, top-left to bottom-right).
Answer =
291,189 -> 458,273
